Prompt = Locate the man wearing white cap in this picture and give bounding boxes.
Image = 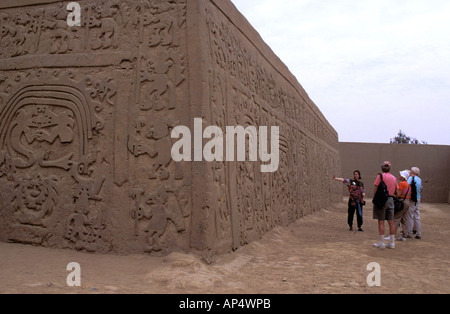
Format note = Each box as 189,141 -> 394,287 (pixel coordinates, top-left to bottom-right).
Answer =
407,167 -> 422,239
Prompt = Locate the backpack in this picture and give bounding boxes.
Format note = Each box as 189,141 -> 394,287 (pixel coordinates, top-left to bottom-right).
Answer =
410,177 -> 418,203
394,187 -> 410,213
372,173 -> 389,208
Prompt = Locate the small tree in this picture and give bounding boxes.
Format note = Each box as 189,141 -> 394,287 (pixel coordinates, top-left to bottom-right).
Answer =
390,130 -> 427,144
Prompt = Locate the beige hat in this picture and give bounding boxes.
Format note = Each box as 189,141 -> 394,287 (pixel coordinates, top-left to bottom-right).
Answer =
400,170 -> 410,180
411,167 -> 421,176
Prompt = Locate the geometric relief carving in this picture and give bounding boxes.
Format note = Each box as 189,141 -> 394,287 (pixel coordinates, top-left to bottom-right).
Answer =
0,83 -> 98,162
6,105 -> 74,170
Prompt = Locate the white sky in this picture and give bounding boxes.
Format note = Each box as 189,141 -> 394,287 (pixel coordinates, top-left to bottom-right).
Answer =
230,0 -> 450,145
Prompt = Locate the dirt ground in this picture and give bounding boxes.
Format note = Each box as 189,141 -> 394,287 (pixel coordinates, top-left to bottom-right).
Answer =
1,199 -> 449,294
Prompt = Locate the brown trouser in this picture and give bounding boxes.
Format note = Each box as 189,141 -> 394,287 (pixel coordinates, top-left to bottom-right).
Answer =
394,199 -> 410,237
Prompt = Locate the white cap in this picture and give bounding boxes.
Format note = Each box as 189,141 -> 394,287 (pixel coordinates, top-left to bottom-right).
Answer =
400,170 -> 410,180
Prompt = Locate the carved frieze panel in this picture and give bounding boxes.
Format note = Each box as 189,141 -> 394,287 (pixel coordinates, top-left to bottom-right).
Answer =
0,0 -> 190,255
0,69 -> 113,250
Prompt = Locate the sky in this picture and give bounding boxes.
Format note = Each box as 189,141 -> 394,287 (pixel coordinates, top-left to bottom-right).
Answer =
230,0 -> 450,145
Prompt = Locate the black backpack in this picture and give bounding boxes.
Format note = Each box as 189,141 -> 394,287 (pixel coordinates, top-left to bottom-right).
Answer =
410,177 -> 418,203
372,173 -> 389,208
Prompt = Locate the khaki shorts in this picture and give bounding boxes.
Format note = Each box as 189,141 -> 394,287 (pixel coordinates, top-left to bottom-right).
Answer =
373,197 -> 394,221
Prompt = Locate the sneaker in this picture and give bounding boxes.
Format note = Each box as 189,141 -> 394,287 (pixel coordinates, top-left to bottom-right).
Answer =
415,235 -> 422,239
398,236 -> 407,242
373,241 -> 386,249
387,242 -> 395,249
358,228 -> 364,232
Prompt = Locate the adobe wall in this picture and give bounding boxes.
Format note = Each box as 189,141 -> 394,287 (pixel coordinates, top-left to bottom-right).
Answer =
339,142 -> 450,203
0,0 -> 342,256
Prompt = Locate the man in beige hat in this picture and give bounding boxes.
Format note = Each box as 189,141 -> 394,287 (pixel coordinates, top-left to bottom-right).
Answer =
407,167 -> 422,239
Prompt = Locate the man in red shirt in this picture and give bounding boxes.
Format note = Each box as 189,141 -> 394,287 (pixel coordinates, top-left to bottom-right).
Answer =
373,161 -> 398,249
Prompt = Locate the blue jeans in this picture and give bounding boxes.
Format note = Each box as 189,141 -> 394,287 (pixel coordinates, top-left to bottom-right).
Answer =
348,199 -> 363,228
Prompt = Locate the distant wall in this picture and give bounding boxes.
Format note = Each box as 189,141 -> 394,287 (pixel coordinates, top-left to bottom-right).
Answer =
339,143 -> 450,203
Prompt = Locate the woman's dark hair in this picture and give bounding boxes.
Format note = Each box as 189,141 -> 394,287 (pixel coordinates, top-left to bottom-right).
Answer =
353,170 -> 362,179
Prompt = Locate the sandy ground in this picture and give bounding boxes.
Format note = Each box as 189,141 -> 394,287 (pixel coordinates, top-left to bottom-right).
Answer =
1,198 -> 449,294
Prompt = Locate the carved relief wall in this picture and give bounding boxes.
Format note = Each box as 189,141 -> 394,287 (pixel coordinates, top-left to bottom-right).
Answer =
189,0 -> 342,254
0,0 -> 341,257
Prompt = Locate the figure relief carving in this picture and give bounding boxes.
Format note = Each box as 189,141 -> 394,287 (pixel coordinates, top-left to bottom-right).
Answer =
127,99 -> 190,253
130,184 -> 186,253
144,3 -> 176,47
87,2 -> 120,50
12,174 -> 61,227
65,152 -> 106,252
0,9 -> 44,57
128,112 -> 179,180
123,0 -> 186,47
45,3 -> 79,54
139,48 -> 185,111
0,0 -> 125,57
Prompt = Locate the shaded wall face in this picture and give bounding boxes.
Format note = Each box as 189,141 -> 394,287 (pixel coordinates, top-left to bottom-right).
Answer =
339,143 -> 450,203
0,0 -> 342,256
